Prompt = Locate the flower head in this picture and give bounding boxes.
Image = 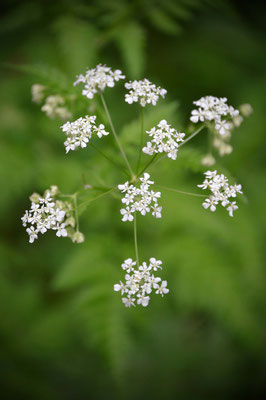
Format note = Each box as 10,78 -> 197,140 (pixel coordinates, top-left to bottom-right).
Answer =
143,119 -> 185,160
114,258 -> 169,307
118,173 -> 162,222
190,96 -> 239,136
125,79 -> 167,107
61,115 -> 109,153
74,64 -> 125,99
21,186 -> 77,243
198,170 -> 243,217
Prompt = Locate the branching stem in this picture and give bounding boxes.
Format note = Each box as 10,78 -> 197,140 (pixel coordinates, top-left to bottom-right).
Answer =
100,93 -> 134,178
155,184 -> 205,198
136,107 -> 144,174
134,212 -> 140,267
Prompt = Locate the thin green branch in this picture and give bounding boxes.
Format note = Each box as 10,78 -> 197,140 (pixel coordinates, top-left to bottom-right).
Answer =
136,107 -> 144,174
90,142 -> 129,176
134,212 -> 139,267
73,193 -> 79,231
100,93 -> 134,178
136,125 -> 206,175
137,153 -> 158,178
179,124 -> 205,148
155,184 -> 206,198
77,188 -> 115,210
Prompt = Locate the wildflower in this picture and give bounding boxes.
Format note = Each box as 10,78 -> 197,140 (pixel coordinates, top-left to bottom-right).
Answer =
198,170 -> 243,217
190,96 -> 239,136
74,64 -> 125,99
125,79 -> 167,107
114,258 -> 169,307
143,120 -> 185,160
61,115 -> 109,153
118,173 -> 162,222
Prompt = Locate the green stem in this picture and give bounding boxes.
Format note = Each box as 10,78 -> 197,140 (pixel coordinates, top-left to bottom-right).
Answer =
73,193 -> 79,231
179,125 -> 205,148
155,184 -> 206,198
90,142 -> 128,176
137,125 -> 205,175
137,153 -> 158,178
134,212 -> 139,267
100,93 -> 134,178
136,107 -> 144,174
78,188 -> 115,210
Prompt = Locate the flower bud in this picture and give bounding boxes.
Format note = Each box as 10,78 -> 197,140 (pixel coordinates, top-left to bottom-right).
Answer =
72,231 -> 85,244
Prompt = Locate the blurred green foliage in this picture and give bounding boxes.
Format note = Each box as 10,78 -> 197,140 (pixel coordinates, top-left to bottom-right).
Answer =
0,0 -> 266,399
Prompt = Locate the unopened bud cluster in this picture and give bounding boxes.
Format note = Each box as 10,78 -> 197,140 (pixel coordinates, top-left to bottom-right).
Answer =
143,119 -> 185,160
114,258 -> 169,307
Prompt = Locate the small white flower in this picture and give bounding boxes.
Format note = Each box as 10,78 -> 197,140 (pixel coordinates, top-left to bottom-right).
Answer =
227,201 -> 238,217
120,207 -> 134,222
155,281 -> 169,296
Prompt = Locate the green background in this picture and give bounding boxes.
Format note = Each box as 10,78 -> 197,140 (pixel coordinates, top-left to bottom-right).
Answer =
0,1 -> 266,399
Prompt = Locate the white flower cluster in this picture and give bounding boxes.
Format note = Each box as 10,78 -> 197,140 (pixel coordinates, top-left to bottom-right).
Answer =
41,95 -> 72,120
61,115 -> 109,153
190,96 -> 239,135
74,64 -> 125,99
125,79 -> 167,107
198,170 -> 243,217
114,258 -> 169,307
143,119 -> 185,160
21,186 -> 73,243
118,173 -> 162,222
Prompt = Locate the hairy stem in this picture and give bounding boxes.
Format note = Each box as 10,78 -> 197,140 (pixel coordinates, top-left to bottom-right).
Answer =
100,93 -> 134,177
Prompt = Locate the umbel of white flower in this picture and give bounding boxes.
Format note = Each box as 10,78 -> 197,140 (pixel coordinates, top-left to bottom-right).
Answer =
198,170 -> 243,217
190,96 -> 239,136
125,79 -> 167,107
118,173 -> 162,222
143,119 -> 185,160
21,186 -> 74,243
114,258 -> 169,307
74,64 -> 125,99
61,115 -> 109,153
